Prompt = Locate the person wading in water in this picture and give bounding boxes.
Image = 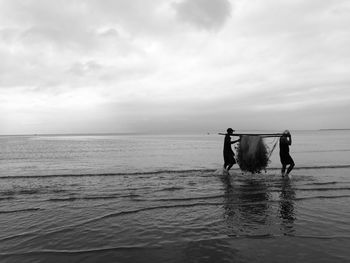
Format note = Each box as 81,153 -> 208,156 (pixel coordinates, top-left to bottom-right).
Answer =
279,130 -> 295,178
223,128 -> 240,174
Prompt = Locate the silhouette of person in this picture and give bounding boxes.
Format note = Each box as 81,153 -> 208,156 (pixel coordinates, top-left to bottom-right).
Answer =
279,130 -> 295,177
223,128 -> 240,173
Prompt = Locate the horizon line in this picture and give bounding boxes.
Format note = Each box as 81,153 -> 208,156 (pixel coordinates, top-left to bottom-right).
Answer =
0,129 -> 337,137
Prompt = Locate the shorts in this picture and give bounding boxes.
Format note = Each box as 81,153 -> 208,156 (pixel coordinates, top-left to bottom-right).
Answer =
280,153 -> 294,166
224,153 -> 236,165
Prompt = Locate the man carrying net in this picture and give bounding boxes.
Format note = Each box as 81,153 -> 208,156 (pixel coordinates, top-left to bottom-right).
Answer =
279,130 -> 295,178
223,128 -> 240,174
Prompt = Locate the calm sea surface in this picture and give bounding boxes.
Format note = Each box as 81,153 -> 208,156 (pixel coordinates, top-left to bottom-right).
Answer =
0,130 -> 349,262
1,130 -> 350,177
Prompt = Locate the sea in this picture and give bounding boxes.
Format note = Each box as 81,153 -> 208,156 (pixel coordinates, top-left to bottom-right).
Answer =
0,130 -> 349,262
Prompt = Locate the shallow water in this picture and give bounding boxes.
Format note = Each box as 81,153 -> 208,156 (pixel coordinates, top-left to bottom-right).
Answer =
0,167 -> 350,262
1,130 -> 350,262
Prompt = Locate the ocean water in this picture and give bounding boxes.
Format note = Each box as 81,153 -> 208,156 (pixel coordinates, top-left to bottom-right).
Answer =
0,130 -> 350,262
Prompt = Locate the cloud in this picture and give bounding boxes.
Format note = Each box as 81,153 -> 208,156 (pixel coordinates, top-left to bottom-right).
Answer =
1,0 -> 350,134
173,0 -> 232,30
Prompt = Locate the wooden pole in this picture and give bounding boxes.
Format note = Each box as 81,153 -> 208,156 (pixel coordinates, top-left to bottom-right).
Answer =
218,133 -> 283,137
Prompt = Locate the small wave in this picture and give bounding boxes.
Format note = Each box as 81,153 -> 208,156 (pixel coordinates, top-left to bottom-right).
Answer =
305,182 -> 338,186
0,245 -> 161,257
294,195 -> 350,201
19,189 -> 40,194
120,194 -> 141,198
0,202 -> 225,243
0,169 -> 216,179
153,194 -> 225,202
1,188 -> 65,197
1,164 -> 350,179
155,186 -> 184,192
48,197 -> 78,202
299,149 -> 350,153
296,187 -> 350,192
0,196 -> 15,201
227,233 -> 350,240
227,233 -> 274,239
0,230 -> 38,243
68,199 -> 305,227
292,234 -> 350,240
80,202 -> 224,223
267,164 -> 350,171
48,194 -> 130,202
48,194 -> 225,203
293,164 -> 350,170
23,202 -> 225,239
0,208 -> 41,214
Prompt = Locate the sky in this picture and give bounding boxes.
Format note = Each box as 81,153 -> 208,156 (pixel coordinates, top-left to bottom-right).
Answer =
1,0 -> 350,134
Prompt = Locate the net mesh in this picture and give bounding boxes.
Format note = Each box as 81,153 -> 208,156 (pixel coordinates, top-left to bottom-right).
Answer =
236,135 -> 269,173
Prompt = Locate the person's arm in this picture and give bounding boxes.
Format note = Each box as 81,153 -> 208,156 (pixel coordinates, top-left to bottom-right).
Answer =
287,134 -> 292,145
231,137 -> 241,144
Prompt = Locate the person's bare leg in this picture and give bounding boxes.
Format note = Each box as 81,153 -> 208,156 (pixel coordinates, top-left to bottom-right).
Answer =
223,162 -> 229,175
286,163 -> 295,177
281,165 -> 286,177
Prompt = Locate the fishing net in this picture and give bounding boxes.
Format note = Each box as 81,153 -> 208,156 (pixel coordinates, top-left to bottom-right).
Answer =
236,135 -> 269,173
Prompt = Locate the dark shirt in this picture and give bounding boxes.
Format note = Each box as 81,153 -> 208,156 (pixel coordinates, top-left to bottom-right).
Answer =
279,136 -> 290,155
224,134 -> 234,155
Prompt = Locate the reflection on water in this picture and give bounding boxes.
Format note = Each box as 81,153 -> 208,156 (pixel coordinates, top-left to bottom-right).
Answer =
222,176 -> 236,233
1,167 -> 349,263
221,174 -> 296,237
279,178 -> 296,235
237,179 -> 270,226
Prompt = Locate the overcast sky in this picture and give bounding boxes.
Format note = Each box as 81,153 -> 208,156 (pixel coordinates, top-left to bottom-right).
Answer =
1,0 -> 350,134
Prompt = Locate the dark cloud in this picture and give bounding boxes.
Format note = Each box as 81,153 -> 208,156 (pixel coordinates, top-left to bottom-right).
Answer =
173,0 -> 232,30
